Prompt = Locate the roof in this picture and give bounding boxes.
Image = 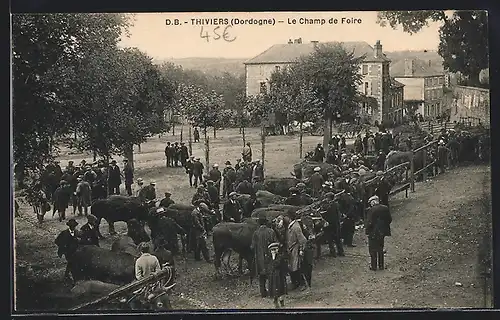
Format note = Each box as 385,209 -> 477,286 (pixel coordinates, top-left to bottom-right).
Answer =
390,59 -> 444,77
391,78 -> 405,88
244,41 -> 390,65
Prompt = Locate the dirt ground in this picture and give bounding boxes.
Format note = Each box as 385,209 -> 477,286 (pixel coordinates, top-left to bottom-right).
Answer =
13,128 -> 493,311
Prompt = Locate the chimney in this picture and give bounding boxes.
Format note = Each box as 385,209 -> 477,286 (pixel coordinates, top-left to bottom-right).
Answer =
404,59 -> 415,76
288,39 -> 293,44
374,40 -> 382,58
297,37 -> 302,44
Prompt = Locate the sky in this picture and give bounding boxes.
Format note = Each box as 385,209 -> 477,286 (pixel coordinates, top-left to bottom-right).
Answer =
118,11 -> 445,60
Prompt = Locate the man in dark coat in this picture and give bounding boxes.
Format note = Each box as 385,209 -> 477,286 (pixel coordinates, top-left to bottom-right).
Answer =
251,160 -> 264,182
223,192 -> 242,222
374,171 -> 391,207
222,161 -> 237,198
252,176 -> 265,192
192,158 -> 204,188
321,193 -> 345,257
75,176 -> 92,216
191,186 -> 211,208
285,187 -> 303,206
151,207 -> 185,255
79,214 -> 100,246
107,160 -> 122,195
123,159 -> 134,196
375,151 -> 386,172
251,214 -> 278,298
354,135 -> 363,154
206,180 -> 220,218
234,159 -> 242,172
165,142 -> 172,167
53,180 -> 72,222
55,218 -> 80,281
365,195 -> 392,271
235,179 -> 253,196
191,202 -> 211,262
193,127 -> 200,143
208,164 -> 222,195
338,192 -> 357,247
313,144 -> 325,162
139,181 -> 157,202
242,142 -> 252,163
179,142 -> 189,167
159,192 -> 175,208
185,156 -> 195,187
173,142 -> 180,167
437,140 -> 450,174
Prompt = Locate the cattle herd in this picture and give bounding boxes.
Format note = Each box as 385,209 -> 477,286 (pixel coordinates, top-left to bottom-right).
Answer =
16,124 -> 490,310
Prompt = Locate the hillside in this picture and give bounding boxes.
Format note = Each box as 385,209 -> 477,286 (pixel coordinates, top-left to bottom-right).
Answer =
154,57 -> 246,77
155,50 -> 444,77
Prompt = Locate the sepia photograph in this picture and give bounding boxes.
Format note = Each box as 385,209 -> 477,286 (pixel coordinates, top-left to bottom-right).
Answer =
11,10 -> 492,312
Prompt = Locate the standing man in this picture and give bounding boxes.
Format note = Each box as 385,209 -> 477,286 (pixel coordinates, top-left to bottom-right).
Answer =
208,164 -> 222,195
365,195 -> 392,271
123,159 -> 134,196
252,159 -> 264,182
223,161 -> 237,198
322,192 -> 345,255
242,142 -> 252,163
79,214 -> 100,246
193,127 -> 200,143
54,218 -> 80,281
251,213 -> 278,298
179,142 -> 189,167
135,178 -> 144,197
159,192 -> 175,208
185,156 -> 195,187
437,140 -> 450,174
164,142 -> 172,167
135,242 -> 162,280
191,202 -> 211,262
107,160 -> 121,195
75,176 -> 92,216
53,180 -> 71,222
223,192 -> 242,222
307,167 -> 324,198
192,158 -> 204,188
313,143 -> 325,162
284,213 -> 307,291
374,171 -> 391,207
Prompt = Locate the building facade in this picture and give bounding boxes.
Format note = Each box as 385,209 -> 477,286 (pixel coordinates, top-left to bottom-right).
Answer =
391,58 -> 445,120
244,39 -> 395,124
449,85 -> 490,127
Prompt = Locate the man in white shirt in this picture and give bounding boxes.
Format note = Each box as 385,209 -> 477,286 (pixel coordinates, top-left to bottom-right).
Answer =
135,242 -> 161,280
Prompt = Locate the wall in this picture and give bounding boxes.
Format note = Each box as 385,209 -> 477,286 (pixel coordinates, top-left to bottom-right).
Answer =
394,77 -> 424,101
423,75 -> 445,118
448,85 -> 490,126
245,63 -> 290,96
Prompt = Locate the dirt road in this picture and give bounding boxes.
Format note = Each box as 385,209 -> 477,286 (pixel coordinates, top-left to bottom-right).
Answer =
169,164 -> 492,309
14,163 -> 492,310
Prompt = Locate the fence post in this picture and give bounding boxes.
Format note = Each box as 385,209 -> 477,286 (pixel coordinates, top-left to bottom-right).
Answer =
422,146 -> 427,182
410,153 -> 415,192
405,168 -> 409,198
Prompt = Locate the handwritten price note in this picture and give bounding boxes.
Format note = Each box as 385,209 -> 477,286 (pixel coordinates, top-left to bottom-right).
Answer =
199,25 -> 237,42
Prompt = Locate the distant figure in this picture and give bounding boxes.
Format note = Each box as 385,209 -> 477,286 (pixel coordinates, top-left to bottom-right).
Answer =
242,142 -> 252,162
193,128 -> 200,143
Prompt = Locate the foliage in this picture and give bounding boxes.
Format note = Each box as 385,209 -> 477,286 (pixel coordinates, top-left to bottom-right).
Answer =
243,94 -> 270,126
377,10 -> 488,86
176,84 -> 224,131
12,13 -> 132,187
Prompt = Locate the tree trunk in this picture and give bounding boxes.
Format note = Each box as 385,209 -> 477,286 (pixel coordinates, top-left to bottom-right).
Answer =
124,143 -> 134,171
172,123 -> 175,136
213,127 -> 217,139
138,144 -> 141,153
242,127 -> 246,147
180,125 -> 183,143
188,126 -> 193,156
204,127 -> 210,175
299,121 -> 304,159
323,112 -> 332,156
261,125 -> 266,170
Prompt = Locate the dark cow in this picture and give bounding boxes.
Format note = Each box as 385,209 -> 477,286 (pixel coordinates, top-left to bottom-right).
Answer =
91,196 -> 153,237
234,193 -> 258,218
251,205 -> 301,218
255,190 -> 287,207
293,161 -> 339,180
212,219 -> 260,279
263,177 -> 300,197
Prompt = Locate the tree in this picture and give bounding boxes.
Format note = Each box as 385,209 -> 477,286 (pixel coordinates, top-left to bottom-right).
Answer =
12,13 -> 131,196
377,10 -> 488,86
290,43 -> 364,153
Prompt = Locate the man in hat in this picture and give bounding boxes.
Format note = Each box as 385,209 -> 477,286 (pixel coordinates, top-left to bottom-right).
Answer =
322,192 -> 345,256
235,179 -> 253,196
242,142 -> 252,163
191,202 -> 211,262
140,181 -> 157,202
208,164 -> 222,195
365,195 -> 392,271
251,212 -> 278,298
135,178 -> 144,197
234,158 -> 242,171
79,214 -> 100,246
52,180 -> 72,222
123,159 -> 134,196
285,187 -> 302,206
223,192 -> 242,222
268,241 -> 287,308
65,161 -> 77,175
193,127 -> 200,143
252,176 -> 265,192
107,160 -> 121,195
55,218 -> 80,281
374,171 -> 391,207
164,142 -> 173,167
375,151 -> 386,172
159,192 -> 175,208
252,159 -> 264,182
308,167 -> 324,198
191,185 -> 211,208
284,213 -> 307,291
135,242 -> 162,280
75,176 -> 92,216
437,140 -> 450,174
179,142 -> 189,167
313,143 -> 325,162
205,181 -> 220,216
192,158 -> 204,188
222,161 -> 236,198
184,156 -> 195,187
173,142 -> 181,167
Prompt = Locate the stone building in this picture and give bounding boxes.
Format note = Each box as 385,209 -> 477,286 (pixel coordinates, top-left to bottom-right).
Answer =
391,58 -> 446,120
244,39 -> 397,125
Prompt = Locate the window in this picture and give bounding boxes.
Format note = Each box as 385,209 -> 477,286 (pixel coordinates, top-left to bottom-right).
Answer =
275,65 -> 281,72
364,82 -> 369,95
362,64 -> 368,75
259,82 -> 267,94
438,77 -> 444,85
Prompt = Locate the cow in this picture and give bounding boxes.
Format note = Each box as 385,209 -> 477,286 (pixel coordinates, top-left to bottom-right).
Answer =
262,177 -> 301,197
251,205 -> 301,218
292,161 -> 340,181
91,196 -> 153,237
255,190 -> 287,207
234,193 -> 258,218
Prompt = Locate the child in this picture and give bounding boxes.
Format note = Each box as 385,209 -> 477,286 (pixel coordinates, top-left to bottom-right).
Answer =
268,242 -> 287,308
